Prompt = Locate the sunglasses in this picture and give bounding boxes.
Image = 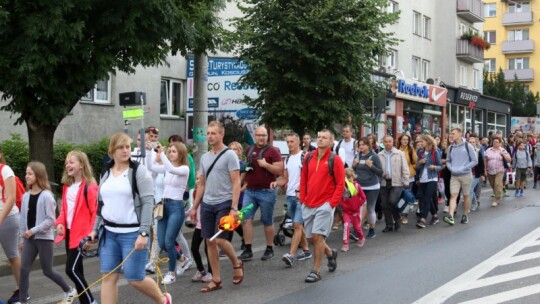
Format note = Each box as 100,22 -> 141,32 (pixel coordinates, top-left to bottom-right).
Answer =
146,127 -> 159,134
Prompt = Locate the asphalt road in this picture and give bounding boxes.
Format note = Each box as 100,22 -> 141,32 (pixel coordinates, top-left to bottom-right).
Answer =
3,185 -> 540,304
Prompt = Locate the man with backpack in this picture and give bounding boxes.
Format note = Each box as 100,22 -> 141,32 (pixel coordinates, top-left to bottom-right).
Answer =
443,128 -> 478,225
300,129 -> 345,283
239,126 -> 284,261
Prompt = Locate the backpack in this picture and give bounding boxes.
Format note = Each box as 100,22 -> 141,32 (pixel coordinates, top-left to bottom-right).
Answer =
247,144 -> 271,163
0,164 -> 25,211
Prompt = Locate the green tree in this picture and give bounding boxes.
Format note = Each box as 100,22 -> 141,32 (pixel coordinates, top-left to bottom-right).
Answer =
483,69 -> 538,117
227,0 -> 398,134
483,68 -> 510,101
0,1 -> 218,179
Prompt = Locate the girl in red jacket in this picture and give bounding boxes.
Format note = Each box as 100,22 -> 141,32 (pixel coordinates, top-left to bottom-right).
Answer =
341,168 -> 367,252
55,151 -> 98,304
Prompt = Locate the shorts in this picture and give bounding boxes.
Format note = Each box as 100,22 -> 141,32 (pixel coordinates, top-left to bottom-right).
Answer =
450,173 -> 472,195
0,213 -> 20,259
200,200 -> 231,240
286,196 -> 303,224
244,189 -> 277,226
302,202 -> 335,238
99,230 -> 148,281
516,168 -> 528,182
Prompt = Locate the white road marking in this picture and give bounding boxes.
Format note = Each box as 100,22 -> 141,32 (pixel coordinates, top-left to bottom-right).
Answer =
458,283 -> 540,304
413,226 -> 540,304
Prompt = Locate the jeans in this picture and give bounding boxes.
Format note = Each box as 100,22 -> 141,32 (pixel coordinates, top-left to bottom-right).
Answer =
419,181 -> 437,219
99,230 -> 148,281
158,199 -> 185,272
286,195 -> 303,224
469,177 -> 480,206
244,188 -> 277,226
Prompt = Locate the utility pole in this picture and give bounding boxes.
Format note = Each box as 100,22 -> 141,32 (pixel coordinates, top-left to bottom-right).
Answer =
193,53 -> 209,165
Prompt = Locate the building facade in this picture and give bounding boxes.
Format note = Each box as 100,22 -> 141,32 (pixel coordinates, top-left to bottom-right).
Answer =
483,0 -> 540,94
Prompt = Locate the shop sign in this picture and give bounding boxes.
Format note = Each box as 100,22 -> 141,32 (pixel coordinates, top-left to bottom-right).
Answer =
392,78 -> 447,106
456,88 -> 480,109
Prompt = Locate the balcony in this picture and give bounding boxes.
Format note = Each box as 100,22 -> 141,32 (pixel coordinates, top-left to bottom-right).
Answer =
456,39 -> 484,63
504,69 -> 534,82
502,11 -> 534,26
502,40 -> 534,54
457,0 -> 485,23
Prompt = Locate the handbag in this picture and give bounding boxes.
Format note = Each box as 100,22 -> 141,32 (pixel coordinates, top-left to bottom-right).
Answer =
153,203 -> 164,220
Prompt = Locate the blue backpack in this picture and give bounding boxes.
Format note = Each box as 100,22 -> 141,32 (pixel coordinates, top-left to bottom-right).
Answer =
396,188 -> 415,213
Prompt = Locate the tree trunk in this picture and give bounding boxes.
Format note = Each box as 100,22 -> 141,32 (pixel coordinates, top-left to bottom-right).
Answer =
26,117 -> 58,187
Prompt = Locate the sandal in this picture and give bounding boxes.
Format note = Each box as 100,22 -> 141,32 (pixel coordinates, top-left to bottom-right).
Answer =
304,270 -> 321,283
200,279 -> 222,293
233,261 -> 244,285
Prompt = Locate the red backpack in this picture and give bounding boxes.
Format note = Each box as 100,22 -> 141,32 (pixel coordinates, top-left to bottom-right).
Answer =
0,164 -> 26,211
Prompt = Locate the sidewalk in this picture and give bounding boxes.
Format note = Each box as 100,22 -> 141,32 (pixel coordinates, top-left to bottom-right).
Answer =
0,195 -> 288,277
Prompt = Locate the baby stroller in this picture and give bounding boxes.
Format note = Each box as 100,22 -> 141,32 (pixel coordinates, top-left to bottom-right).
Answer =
273,204 -> 294,246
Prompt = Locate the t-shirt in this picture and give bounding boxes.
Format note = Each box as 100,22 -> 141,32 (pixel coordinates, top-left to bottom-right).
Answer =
66,181 -> 81,229
340,139 -> 356,168
285,151 -> 303,196
245,145 -> 282,189
100,169 -> 139,233
27,192 -> 41,230
0,165 -> 19,215
200,147 -> 240,205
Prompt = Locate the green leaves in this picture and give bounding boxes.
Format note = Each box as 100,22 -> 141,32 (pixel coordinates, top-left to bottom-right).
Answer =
227,0 -> 397,134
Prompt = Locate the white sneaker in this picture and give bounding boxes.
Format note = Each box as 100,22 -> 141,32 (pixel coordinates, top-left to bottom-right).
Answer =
201,272 -> 213,283
62,287 -> 77,304
145,261 -> 156,274
443,205 -> 449,213
181,257 -> 194,271
162,272 -> 176,285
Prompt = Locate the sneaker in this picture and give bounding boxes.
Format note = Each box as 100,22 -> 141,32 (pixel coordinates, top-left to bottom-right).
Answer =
180,257 -> 194,271
357,238 -> 365,247
520,189 -> 524,197
162,272 -> 176,285
294,250 -> 312,261
394,221 -> 401,232
430,216 -> 439,225
401,215 -> 408,225
238,250 -> 253,261
504,189 -> 509,197
470,202 -> 478,211
63,287 -> 77,304
8,289 -> 20,304
145,261 -> 156,274
461,215 -> 468,224
282,253 -> 294,267
192,270 -> 206,282
341,244 -> 349,252
175,264 -> 186,276
363,221 -> 370,229
443,215 -> 455,225
349,230 -> 359,241
492,201 -> 498,207
416,219 -> 426,229
261,248 -> 274,261
443,205 -> 449,213
515,190 -> 519,197
327,249 -> 338,272
163,292 -> 172,304
201,272 -> 213,283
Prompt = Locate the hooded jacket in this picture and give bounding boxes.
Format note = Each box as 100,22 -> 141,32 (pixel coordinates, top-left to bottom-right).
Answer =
447,138 -> 478,176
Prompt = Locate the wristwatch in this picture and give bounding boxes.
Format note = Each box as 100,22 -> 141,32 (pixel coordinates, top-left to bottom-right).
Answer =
139,231 -> 148,237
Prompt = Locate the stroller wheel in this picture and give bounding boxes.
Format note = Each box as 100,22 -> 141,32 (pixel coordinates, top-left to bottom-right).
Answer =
273,235 -> 281,246
278,235 -> 286,246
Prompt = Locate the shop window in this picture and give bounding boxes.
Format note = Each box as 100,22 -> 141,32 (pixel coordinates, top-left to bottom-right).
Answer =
412,56 -> 421,80
508,29 -> 529,41
474,110 -> 483,136
484,3 -> 497,17
413,11 -> 422,36
448,104 -> 468,135
402,102 -> 442,141
81,76 -> 111,104
487,111 -> 507,137
508,58 -> 529,70
484,59 -> 496,72
484,31 -> 496,44
160,79 -> 184,117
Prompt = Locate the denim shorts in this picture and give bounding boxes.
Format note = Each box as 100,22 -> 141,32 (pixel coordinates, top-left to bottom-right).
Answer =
99,230 -> 148,281
286,195 -> 303,224
200,200 -> 232,240
244,188 -> 277,226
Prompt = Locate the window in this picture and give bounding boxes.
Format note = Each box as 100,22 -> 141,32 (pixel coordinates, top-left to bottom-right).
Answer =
485,59 -> 496,72
509,1 -> 530,13
413,12 -> 422,35
376,49 -> 397,71
412,57 -> 421,80
423,16 -> 431,39
160,79 -> 183,116
484,3 -> 497,17
387,1 -> 398,13
484,31 -> 496,44
508,29 -> 529,41
459,23 -> 468,36
422,60 -> 430,81
472,69 -> 479,90
487,112 -> 507,137
81,77 -> 111,103
460,65 -> 468,86
508,57 -> 530,69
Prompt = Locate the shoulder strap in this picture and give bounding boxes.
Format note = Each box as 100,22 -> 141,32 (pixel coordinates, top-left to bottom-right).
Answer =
0,164 -> 5,201
328,152 -> 336,185
206,148 -> 230,179
285,155 -> 290,165
336,139 -> 343,154
258,144 -> 270,159
84,183 -> 89,210
130,160 -> 139,199
465,143 -> 472,162
247,145 -> 256,163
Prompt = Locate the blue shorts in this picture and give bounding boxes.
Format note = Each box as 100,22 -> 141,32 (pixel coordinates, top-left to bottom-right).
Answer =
200,200 -> 232,240
244,188 -> 277,226
286,195 -> 303,224
99,230 -> 148,281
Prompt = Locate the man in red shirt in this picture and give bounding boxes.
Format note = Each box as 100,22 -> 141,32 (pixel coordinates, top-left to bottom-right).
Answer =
300,129 -> 345,283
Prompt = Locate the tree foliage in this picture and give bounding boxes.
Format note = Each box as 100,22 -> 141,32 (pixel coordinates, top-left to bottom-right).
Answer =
483,69 -> 539,117
0,0 -> 223,179
227,0 -> 398,134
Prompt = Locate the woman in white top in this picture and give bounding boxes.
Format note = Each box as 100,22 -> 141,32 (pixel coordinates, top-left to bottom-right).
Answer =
146,141 -> 190,285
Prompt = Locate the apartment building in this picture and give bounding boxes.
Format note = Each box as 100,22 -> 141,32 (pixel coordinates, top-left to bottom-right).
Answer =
483,0 -> 540,94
